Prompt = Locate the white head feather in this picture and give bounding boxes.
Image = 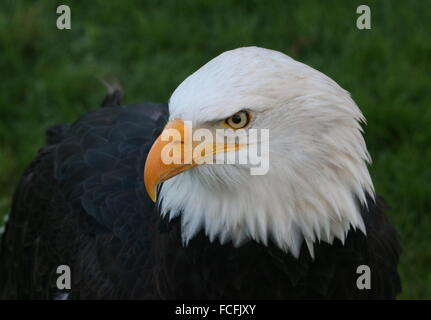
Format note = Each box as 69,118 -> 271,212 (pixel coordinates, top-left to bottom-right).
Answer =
159,46 -> 374,258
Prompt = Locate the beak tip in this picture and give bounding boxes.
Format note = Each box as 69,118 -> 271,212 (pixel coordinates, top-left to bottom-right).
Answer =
144,178 -> 158,203
150,192 -> 157,203
144,173 -> 157,203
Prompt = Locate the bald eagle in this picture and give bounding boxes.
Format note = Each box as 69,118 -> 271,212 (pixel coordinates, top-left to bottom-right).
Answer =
0,47 -> 401,299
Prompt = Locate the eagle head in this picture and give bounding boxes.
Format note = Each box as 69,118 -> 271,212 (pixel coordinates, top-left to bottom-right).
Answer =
144,46 -> 374,257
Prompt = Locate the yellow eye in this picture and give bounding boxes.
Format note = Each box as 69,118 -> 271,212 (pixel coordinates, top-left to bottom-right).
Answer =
225,111 -> 250,129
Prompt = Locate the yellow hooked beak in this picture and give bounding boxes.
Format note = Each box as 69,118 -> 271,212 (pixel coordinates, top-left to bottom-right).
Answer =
144,119 -> 242,202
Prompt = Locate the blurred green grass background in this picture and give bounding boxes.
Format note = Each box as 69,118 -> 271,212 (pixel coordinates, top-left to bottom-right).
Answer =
0,0 -> 430,299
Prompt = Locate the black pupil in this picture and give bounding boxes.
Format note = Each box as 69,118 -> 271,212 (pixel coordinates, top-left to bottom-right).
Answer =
231,113 -> 243,124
